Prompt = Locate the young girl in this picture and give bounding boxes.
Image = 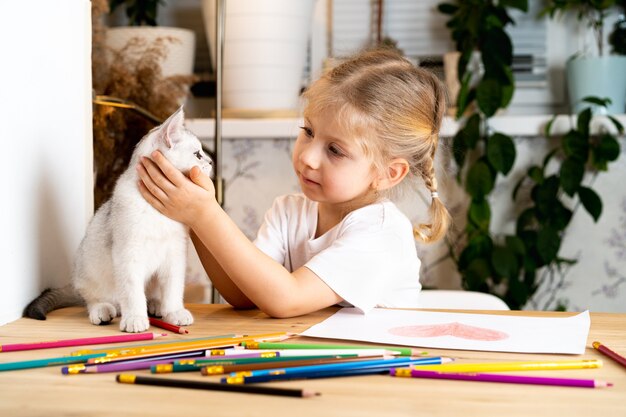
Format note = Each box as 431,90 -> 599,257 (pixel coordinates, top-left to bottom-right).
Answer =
137,48 -> 450,318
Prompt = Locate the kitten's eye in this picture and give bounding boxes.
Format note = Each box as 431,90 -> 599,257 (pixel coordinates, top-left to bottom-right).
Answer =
194,151 -> 203,160
299,126 -> 313,137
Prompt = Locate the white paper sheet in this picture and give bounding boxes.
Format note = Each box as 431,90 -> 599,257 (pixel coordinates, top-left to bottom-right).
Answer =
300,308 -> 591,354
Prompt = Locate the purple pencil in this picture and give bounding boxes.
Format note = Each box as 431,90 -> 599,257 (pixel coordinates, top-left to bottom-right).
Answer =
63,358 -> 183,374
204,351 -> 281,359
63,351 -> 209,374
391,368 -> 613,388
63,351 -> 280,374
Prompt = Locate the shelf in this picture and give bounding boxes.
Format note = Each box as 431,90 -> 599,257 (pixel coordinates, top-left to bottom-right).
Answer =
187,114 -> 626,140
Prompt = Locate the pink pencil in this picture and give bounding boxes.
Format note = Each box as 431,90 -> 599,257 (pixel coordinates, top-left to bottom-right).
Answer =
0,332 -> 168,353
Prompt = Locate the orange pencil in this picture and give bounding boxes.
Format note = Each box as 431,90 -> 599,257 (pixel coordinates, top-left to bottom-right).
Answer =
149,317 -> 189,334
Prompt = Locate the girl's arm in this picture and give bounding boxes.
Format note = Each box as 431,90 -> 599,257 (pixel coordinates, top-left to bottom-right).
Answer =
137,152 -> 343,318
189,231 -> 255,309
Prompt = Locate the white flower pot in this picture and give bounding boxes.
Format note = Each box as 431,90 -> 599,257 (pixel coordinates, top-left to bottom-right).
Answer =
106,27 -> 196,77
566,56 -> 626,115
202,0 -> 314,111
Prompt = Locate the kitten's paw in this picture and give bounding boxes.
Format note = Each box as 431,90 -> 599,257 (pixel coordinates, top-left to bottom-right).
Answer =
120,315 -> 150,333
88,303 -> 117,325
163,309 -> 194,326
147,299 -> 162,317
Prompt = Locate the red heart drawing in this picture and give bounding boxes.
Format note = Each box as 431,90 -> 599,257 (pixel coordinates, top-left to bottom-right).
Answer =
388,322 -> 509,341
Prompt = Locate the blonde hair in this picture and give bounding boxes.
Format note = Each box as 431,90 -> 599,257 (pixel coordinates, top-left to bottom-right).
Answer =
302,48 -> 450,243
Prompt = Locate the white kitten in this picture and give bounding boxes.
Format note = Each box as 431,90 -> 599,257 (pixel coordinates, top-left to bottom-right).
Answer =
24,107 -> 212,332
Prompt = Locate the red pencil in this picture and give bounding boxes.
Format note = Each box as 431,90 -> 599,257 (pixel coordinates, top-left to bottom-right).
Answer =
593,341 -> 626,369
149,317 -> 189,334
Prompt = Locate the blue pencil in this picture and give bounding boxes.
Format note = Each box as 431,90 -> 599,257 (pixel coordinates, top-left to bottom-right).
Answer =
223,357 -> 451,384
0,352 -> 107,372
223,366 -> 392,383
228,356 -> 449,378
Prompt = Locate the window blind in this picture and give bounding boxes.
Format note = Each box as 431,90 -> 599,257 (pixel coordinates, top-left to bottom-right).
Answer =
332,0 -> 548,82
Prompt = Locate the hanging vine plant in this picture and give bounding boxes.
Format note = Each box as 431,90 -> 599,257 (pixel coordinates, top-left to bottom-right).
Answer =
438,0 -> 527,307
438,1 -> 623,310
514,97 -> 623,309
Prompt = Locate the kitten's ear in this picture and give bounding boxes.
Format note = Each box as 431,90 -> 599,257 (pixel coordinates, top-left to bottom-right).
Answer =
158,106 -> 185,148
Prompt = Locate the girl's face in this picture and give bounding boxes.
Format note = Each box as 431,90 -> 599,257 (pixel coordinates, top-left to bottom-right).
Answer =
292,110 -> 379,208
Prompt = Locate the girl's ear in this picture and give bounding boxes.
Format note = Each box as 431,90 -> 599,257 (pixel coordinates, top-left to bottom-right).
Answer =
376,158 -> 410,191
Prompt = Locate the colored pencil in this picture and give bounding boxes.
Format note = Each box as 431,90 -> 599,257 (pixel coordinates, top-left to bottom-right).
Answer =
201,355 -> 390,375
223,366 -> 391,384
71,334 -> 243,355
64,350 -> 216,374
88,332 -> 289,363
239,348 -> 396,357
65,356 -> 204,374
593,341 -> 626,369
411,359 -> 603,373
222,357 -> 451,384
0,332 -> 167,353
229,356 -> 450,378
153,354 -> 363,373
0,353 -> 106,372
72,334 -> 237,356
116,374 -> 320,398
176,354 -> 363,365
86,347 -> 215,364
86,348 -> 277,366
391,369 -> 613,388
149,317 -> 189,334
242,341 -> 427,357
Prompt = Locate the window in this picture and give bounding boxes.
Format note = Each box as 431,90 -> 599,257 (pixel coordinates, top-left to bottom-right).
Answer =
324,0 -> 571,114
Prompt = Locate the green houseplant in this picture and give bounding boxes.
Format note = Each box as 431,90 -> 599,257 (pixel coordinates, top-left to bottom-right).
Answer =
437,0 -> 527,307
507,98 -> 622,309
109,0 -> 165,26
609,0 -> 626,54
541,0 -> 626,114
439,0 -> 624,310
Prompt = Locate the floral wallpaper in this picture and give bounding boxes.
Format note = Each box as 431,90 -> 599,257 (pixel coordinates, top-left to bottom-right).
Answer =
186,135 -> 626,313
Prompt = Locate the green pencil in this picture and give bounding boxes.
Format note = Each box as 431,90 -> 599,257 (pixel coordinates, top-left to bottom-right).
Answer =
242,341 -> 427,357
0,352 -> 107,372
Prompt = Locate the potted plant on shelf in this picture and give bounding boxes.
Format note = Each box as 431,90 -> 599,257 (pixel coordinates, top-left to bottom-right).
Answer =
541,0 -> 626,114
202,0 -> 315,114
107,0 -> 196,78
609,0 -> 626,55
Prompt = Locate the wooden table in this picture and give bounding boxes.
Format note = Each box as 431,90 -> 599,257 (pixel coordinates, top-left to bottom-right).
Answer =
0,305 -> 624,417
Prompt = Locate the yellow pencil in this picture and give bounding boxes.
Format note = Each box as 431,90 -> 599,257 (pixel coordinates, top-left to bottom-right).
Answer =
71,334 -> 238,356
109,332 -> 287,355
411,359 -> 602,373
88,333 -> 290,364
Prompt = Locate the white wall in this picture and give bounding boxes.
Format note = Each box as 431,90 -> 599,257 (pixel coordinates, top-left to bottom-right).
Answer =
0,0 -> 93,325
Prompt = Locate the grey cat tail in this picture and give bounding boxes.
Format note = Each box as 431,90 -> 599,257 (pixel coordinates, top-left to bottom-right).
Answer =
23,285 -> 84,320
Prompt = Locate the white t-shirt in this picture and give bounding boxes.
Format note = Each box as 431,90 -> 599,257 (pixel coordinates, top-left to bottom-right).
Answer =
254,194 -> 421,313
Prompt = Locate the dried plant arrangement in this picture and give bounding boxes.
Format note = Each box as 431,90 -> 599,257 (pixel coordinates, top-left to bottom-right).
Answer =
91,0 -> 196,209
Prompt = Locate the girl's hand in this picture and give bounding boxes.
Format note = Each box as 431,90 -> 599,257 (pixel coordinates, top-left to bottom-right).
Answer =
137,151 -> 217,227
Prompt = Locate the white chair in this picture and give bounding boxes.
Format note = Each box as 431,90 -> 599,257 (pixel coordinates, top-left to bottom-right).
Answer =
417,290 -> 510,310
